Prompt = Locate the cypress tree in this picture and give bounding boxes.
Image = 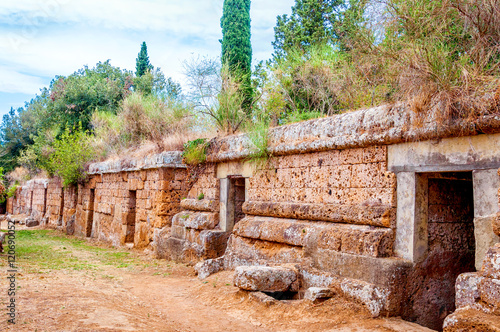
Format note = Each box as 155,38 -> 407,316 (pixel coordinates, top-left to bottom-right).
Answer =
220,0 -> 252,111
136,41 -> 153,77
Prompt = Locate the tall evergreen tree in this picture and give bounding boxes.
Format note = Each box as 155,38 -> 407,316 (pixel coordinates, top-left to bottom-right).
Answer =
271,0 -> 346,61
220,0 -> 252,111
136,41 -> 153,77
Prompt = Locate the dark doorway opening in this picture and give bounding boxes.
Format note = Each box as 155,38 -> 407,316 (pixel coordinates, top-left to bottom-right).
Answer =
404,172 -> 476,330
58,189 -> 64,226
125,190 -> 137,243
43,188 -> 48,215
231,177 -> 246,225
29,191 -> 34,213
86,189 -> 95,237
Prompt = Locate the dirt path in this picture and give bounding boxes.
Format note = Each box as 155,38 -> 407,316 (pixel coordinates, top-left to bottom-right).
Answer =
0,226 -> 435,332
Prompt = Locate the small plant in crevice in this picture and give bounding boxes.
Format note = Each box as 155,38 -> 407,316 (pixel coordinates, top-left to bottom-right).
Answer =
246,120 -> 271,167
197,192 -> 205,200
182,138 -> 209,166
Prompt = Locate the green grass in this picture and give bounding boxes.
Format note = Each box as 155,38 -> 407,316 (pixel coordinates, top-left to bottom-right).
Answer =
0,230 -> 141,273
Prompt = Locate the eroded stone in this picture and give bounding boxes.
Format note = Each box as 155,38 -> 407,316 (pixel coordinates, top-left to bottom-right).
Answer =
304,287 -> 334,301
233,265 -> 299,292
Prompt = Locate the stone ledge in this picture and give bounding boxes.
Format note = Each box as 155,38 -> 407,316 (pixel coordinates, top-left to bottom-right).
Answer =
88,151 -> 186,174
180,199 -> 218,212
243,201 -> 393,228
172,211 -> 219,230
233,216 -> 394,258
207,104 -> 500,163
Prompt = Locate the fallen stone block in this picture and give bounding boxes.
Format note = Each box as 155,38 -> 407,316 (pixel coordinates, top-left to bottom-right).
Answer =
249,291 -> 277,306
340,278 -> 390,317
304,287 -> 334,301
26,217 -> 39,227
233,265 -> 299,292
195,257 -> 224,280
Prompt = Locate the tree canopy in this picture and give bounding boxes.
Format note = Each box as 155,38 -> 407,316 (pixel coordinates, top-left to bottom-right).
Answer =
271,0 -> 347,61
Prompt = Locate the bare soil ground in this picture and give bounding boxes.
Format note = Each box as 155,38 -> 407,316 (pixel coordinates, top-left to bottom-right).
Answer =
0,221 -> 435,332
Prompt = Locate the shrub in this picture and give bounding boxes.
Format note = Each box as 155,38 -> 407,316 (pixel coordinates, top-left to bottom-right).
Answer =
284,110 -> 324,124
381,0 -> 500,115
6,183 -> 19,198
246,121 -> 271,165
0,167 -> 5,203
182,138 -> 209,165
92,92 -> 193,156
49,125 -> 96,187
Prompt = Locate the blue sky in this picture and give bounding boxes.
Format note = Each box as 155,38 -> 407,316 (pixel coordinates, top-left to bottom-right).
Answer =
0,0 -> 293,118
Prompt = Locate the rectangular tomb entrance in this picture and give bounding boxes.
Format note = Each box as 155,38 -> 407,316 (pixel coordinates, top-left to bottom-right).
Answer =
404,172 -> 476,330
220,176 -> 247,232
124,190 -> 137,244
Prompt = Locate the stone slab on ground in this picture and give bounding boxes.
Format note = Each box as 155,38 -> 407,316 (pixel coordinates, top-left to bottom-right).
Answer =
304,287 -> 335,301
195,257 -> 224,280
26,217 -> 39,227
233,265 -> 299,292
444,307 -> 500,332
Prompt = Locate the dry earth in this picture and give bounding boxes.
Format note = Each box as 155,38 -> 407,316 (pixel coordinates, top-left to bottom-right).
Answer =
0,221 -> 435,332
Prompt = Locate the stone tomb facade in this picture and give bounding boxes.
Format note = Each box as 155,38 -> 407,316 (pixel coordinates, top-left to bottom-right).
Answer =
8,105 -> 500,330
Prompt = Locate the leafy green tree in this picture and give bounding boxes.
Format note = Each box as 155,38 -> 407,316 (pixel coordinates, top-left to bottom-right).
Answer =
271,0 -> 346,61
220,0 -> 253,112
47,60 -> 133,131
49,125 -> 96,187
0,94 -> 45,173
136,41 -> 153,77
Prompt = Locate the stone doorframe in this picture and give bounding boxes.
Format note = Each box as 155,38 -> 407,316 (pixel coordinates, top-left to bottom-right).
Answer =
389,134 -> 500,269
217,161 -> 255,232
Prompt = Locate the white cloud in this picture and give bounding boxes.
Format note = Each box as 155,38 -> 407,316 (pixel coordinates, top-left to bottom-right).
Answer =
0,65 -> 46,94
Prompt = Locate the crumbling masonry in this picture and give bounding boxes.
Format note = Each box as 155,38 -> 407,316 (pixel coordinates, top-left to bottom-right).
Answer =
7,104 -> 500,331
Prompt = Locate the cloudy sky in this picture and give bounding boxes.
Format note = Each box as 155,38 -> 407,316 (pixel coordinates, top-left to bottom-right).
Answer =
0,0 -> 293,118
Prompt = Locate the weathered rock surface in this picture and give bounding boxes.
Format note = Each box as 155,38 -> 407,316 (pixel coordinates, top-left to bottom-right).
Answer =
455,273 -> 484,310
88,151 -> 186,174
444,307 -> 500,332
493,213 -> 500,237
233,265 -> 299,292
180,199 -> 218,212
482,244 -> 500,279
232,216 -> 394,258
304,287 -> 334,301
243,201 -> 393,227
172,211 -> 219,230
194,257 -> 224,279
208,104 -> 500,162
223,235 -> 308,269
26,217 -> 39,227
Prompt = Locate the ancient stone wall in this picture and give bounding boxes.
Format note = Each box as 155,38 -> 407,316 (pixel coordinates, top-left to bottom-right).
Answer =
45,178 -> 64,228
6,196 -> 13,214
165,163 -> 227,263
6,105 -> 500,329
73,152 -> 190,251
